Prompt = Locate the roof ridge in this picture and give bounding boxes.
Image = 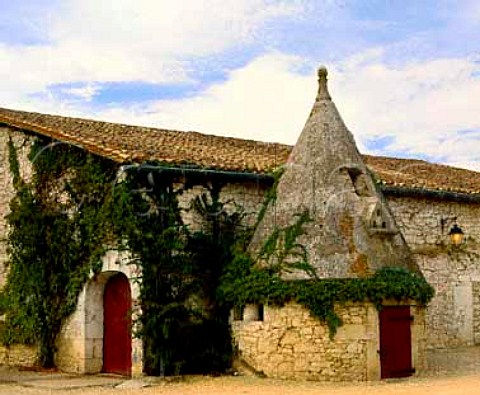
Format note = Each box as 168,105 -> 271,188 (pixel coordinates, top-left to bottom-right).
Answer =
1,106 -> 479,195
1,106 -> 477,174
0,106 -> 291,148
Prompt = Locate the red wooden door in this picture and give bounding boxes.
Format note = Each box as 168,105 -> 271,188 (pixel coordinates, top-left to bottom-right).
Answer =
103,273 -> 132,375
379,306 -> 413,379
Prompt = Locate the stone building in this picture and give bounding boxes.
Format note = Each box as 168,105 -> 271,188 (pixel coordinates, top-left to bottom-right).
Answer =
0,67 -> 479,380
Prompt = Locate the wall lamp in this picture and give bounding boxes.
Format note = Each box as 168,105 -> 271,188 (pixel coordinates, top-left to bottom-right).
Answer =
440,216 -> 464,246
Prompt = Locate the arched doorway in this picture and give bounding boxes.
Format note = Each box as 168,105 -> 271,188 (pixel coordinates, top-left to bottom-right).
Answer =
103,272 -> 132,375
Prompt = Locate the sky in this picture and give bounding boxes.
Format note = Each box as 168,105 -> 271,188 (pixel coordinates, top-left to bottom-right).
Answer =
1,0 -> 480,171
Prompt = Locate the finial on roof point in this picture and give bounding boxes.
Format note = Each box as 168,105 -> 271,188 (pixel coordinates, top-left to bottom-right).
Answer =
317,66 -> 328,78
316,65 -> 331,101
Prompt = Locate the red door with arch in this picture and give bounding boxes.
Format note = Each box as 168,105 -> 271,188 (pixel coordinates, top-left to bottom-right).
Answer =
103,273 -> 132,375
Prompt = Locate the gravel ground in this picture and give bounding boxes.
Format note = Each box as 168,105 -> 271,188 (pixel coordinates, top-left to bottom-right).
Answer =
2,374 -> 480,395
1,347 -> 480,395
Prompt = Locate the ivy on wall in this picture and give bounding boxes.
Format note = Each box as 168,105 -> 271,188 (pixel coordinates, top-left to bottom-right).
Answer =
1,136 -> 435,373
218,180 -> 435,337
3,137 -> 245,372
219,257 -> 434,336
114,171 -> 246,375
2,137 -> 119,367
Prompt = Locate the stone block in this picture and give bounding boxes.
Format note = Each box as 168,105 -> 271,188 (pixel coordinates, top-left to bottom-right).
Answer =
335,324 -> 366,340
279,329 -> 301,346
85,357 -> 103,374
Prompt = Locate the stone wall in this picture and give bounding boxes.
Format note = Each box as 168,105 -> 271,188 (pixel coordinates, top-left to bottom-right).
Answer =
224,191 -> 480,352
55,249 -> 143,376
2,123 -> 480,371
177,180 -> 268,231
232,301 -> 425,381
0,127 -> 268,374
0,126 -> 268,288
386,196 -> 480,250
0,344 -> 37,366
232,302 -> 373,381
0,126 -> 34,287
386,195 -> 480,349
473,282 -> 480,345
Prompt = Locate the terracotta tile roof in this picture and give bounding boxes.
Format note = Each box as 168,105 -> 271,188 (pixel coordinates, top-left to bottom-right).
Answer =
363,155 -> 480,195
1,107 -> 480,195
0,107 -> 290,173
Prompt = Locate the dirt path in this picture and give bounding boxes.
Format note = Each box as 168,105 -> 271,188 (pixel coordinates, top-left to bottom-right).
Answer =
2,347 -> 480,395
2,374 -> 480,395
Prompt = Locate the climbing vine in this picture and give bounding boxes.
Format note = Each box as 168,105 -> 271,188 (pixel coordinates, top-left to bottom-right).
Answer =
1,136 -> 435,372
219,257 -> 434,336
218,182 -> 435,337
2,137 -> 246,373
113,171 -> 246,375
2,137 -> 119,367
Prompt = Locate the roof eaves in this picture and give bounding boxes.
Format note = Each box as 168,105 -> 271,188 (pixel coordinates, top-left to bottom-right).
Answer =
0,117 -> 134,164
124,164 -> 275,184
380,184 -> 480,204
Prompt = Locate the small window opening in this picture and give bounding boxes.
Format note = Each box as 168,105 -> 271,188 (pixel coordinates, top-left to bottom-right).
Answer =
258,304 -> 264,321
243,304 -> 266,322
347,168 -> 370,197
233,305 -> 244,321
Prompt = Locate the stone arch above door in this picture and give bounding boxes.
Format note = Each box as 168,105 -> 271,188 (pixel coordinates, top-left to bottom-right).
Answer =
55,250 -> 142,375
84,270 -> 129,374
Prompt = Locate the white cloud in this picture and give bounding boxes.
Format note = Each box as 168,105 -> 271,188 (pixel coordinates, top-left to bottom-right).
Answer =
91,53 -> 314,144
332,55 -> 480,169
89,51 -> 480,171
447,161 -> 480,172
0,0 -> 305,107
1,1 -> 480,172
62,83 -> 100,102
52,0 -> 303,58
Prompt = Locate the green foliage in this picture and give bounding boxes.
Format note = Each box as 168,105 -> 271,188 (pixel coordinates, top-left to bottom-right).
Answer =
115,173 -> 244,375
219,176 -> 434,337
111,170 -> 191,375
2,138 -> 118,366
7,138 -> 21,188
2,136 -> 435,372
293,267 -> 434,336
254,167 -> 284,228
3,139 -> 245,373
258,210 -> 315,277
220,248 -> 435,337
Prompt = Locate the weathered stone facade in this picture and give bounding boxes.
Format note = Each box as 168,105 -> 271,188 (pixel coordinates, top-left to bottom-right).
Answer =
55,249 -> 143,375
0,128 -> 40,368
233,68 -> 427,381
0,126 -> 34,287
232,301 -> 426,381
0,344 -> 37,367
177,181 -> 268,232
249,68 -> 417,280
0,68 -> 479,380
224,183 -> 480,354
386,196 -> 480,349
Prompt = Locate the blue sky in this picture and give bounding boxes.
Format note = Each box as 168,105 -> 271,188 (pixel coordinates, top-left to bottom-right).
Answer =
1,0 -> 480,170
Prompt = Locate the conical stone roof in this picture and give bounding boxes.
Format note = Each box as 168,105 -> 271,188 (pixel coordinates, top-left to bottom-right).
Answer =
249,67 -> 418,279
